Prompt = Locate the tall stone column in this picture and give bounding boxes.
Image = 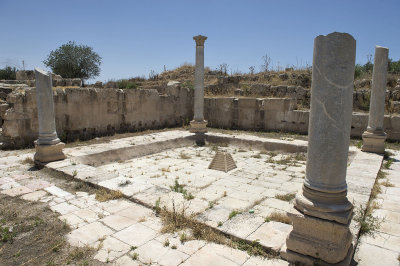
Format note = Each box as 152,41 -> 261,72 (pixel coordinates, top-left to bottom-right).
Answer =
362,46 -> 389,154
285,32 -> 356,265
34,68 -> 66,164
190,35 -> 208,146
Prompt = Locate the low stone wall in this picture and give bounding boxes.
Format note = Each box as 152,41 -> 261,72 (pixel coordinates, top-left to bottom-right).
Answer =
1,87 -> 193,148
206,82 -> 400,113
2,90 -> 400,149
204,97 -> 400,141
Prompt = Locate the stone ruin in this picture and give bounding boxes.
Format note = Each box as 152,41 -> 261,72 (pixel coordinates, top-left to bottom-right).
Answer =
0,32 -> 398,265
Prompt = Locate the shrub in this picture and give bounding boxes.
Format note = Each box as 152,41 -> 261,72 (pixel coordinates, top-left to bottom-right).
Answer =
0,66 -> 17,80
117,79 -> 138,89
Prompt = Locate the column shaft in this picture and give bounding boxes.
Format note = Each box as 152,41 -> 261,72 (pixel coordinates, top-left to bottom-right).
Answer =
362,46 -> 389,154
35,68 -> 60,145
367,46 -> 389,133
304,32 -> 356,194
34,68 -> 65,164
194,44 -> 205,121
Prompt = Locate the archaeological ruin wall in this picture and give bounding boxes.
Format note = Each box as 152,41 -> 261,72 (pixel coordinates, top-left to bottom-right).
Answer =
1,87 -> 193,148
204,97 -> 400,141
1,86 -> 400,148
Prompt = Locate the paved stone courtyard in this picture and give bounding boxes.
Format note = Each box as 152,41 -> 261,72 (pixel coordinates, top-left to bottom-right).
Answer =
1,129 -> 399,265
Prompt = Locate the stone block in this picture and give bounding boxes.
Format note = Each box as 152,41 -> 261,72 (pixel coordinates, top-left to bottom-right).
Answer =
362,131 -> 386,154
285,208 -> 353,264
34,142 -> 66,164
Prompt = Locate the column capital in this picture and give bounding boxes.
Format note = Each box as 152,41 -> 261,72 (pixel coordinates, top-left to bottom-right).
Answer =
193,35 -> 207,46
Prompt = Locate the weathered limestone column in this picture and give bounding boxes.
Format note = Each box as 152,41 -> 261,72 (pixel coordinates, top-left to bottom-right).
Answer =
190,35 -> 208,146
362,46 -> 389,154
285,32 -> 356,265
34,68 -> 66,164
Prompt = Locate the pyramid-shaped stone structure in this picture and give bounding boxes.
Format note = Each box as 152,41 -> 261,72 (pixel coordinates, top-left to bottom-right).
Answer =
208,151 -> 237,172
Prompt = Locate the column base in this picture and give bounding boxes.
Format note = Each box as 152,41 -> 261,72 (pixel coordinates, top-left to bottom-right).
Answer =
189,120 -> 207,146
189,120 -> 208,134
295,186 -> 353,224
362,130 -> 386,154
34,142 -> 66,165
285,207 -> 353,265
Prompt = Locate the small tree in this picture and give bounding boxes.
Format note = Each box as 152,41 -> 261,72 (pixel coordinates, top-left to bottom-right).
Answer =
261,53 -> 272,72
43,41 -> 102,83
249,66 -> 255,75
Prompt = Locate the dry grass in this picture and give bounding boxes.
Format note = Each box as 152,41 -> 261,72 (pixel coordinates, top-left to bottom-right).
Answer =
370,181 -> 382,200
275,193 -> 296,202
67,245 -> 96,261
21,157 -> 34,165
381,180 -> 395,187
265,212 -> 291,224
95,189 -> 123,202
377,170 -> 387,179
158,200 -> 278,258
160,201 -> 227,245
179,153 -> 191,159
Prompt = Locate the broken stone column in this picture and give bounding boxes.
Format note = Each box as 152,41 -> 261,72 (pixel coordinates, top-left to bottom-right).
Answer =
190,35 -> 208,146
362,46 -> 389,154
34,68 -> 66,164
285,32 -> 356,265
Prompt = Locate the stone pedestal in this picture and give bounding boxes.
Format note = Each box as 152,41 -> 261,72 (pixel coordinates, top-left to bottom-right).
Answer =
34,68 -> 66,165
362,46 -> 389,154
190,35 -> 208,146
285,208 -> 353,265
189,120 -> 207,146
34,142 -> 66,164
286,32 -> 356,265
362,131 -> 386,154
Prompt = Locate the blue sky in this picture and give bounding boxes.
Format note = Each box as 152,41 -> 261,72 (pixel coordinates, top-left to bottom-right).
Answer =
1,0 -> 399,82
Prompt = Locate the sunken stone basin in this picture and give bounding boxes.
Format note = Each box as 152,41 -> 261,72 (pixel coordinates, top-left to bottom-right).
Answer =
45,130 -> 379,254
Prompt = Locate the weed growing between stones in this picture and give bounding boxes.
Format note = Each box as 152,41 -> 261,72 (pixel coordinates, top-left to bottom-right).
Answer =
236,239 -> 279,257
158,200 -> 278,259
131,252 -> 139,260
170,180 -> 194,200
228,210 -> 241,219
356,141 -> 363,149
384,150 -> 394,159
354,205 -> 383,236
155,197 -> 161,215
384,158 -> 394,169
163,239 -> 170,247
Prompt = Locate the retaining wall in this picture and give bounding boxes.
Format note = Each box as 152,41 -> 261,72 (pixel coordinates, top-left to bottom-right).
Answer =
204,97 -> 400,141
1,87 -> 193,148
2,89 -> 400,149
